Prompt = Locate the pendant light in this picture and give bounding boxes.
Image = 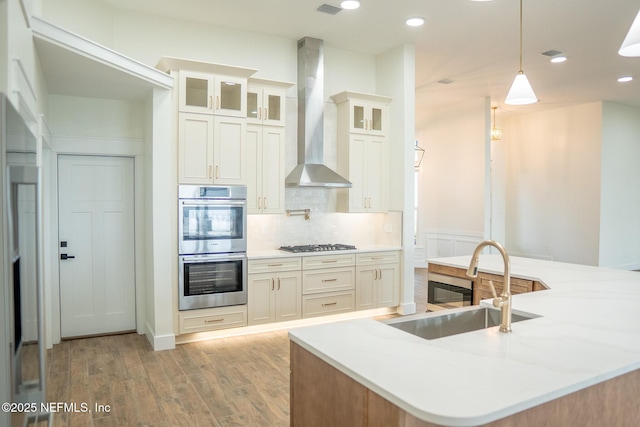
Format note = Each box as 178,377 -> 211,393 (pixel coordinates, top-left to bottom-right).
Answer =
491,107 -> 503,141
619,8 -> 640,56
505,0 -> 538,105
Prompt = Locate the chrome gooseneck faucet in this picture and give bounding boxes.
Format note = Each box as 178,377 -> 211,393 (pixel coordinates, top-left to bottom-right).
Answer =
466,240 -> 512,333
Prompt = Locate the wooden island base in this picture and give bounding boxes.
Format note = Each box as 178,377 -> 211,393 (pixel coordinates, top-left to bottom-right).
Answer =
290,342 -> 640,427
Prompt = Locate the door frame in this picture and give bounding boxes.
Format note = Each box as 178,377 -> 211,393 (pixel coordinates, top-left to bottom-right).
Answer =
47,138 -> 146,345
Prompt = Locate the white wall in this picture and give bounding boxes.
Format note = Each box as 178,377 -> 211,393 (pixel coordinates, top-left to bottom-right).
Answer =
504,103 -> 602,265
599,102 -> 640,269
418,98 -> 487,259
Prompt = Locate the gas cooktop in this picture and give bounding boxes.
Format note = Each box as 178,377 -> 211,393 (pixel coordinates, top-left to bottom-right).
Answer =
279,243 -> 357,253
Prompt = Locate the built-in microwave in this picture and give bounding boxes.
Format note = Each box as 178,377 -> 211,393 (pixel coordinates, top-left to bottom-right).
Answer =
427,272 -> 473,312
178,185 -> 247,255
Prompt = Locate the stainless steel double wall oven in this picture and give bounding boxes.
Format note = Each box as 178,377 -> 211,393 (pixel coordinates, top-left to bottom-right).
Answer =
178,185 -> 247,310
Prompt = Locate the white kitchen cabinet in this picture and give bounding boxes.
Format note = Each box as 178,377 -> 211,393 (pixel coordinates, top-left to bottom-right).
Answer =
332,92 -> 391,213
178,70 -> 248,118
301,254 -> 356,318
213,116 -> 246,185
178,113 -> 214,184
248,257 -> 302,325
247,78 -> 292,127
331,91 -> 390,136
246,124 -> 285,214
177,113 -> 246,185
178,305 -> 247,334
355,251 -> 400,310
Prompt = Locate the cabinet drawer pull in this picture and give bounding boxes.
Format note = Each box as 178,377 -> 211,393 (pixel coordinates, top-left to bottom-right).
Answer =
322,278 -> 337,282
322,302 -> 337,307
205,318 -> 224,323
371,256 -> 383,260
322,260 -> 338,263
268,263 -> 283,267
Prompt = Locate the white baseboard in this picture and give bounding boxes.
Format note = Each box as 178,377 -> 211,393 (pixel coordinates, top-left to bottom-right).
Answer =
144,321 -> 176,351
397,302 -> 417,315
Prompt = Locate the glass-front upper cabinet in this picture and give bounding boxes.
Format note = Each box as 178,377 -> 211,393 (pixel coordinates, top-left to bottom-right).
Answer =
350,102 -> 387,136
331,91 -> 391,137
179,70 -> 248,117
247,79 -> 293,126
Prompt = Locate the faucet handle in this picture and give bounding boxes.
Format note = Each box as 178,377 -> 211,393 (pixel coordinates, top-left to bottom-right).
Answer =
488,280 -> 498,299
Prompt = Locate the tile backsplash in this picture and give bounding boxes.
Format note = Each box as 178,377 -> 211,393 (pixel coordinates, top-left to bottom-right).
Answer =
247,187 -> 402,251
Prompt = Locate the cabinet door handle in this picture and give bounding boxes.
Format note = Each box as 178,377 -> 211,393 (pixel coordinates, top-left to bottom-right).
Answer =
264,108 -> 268,121
264,197 -> 267,209
208,165 -> 212,179
271,278 -> 275,291
258,107 -> 262,120
209,95 -> 213,109
257,197 -> 261,209
322,278 -> 337,283
277,278 -> 281,290
216,96 -> 220,110
215,165 -> 220,179
322,302 -> 337,307
205,318 -> 224,323
379,268 -> 382,280
374,269 -> 378,280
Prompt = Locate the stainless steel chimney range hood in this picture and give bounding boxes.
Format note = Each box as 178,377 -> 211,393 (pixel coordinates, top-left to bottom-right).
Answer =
285,37 -> 351,188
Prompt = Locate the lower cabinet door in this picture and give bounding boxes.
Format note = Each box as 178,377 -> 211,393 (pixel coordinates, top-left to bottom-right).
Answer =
377,265 -> 399,307
248,273 -> 276,325
275,271 -> 302,322
356,268 -> 376,310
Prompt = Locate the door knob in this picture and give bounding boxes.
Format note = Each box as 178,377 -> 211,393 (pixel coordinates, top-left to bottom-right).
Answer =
60,254 -> 76,260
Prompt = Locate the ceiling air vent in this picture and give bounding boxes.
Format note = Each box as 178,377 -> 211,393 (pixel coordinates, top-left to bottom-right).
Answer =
541,50 -> 563,57
317,4 -> 342,15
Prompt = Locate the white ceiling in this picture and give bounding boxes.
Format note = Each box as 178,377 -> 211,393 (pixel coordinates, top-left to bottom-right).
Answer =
80,0 -> 640,115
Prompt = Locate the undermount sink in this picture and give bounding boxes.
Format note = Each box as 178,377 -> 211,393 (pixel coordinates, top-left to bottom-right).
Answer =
383,306 -> 539,340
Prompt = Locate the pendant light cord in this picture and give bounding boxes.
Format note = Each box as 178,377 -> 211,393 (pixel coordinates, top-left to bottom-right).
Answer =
519,0 -> 523,73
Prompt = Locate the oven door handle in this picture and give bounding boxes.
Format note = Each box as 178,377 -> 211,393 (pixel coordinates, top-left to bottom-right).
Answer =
180,200 -> 246,207
180,253 -> 247,263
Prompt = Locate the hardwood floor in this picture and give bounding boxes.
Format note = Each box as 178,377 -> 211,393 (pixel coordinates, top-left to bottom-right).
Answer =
45,270 -> 428,426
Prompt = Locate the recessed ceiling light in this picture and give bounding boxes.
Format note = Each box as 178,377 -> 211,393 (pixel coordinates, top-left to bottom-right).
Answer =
617,76 -> 633,83
406,17 -> 425,27
340,0 -> 360,10
550,54 -> 567,63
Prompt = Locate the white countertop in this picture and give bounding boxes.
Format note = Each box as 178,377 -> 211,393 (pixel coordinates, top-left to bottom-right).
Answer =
288,255 -> 640,426
247,245 -> 402,260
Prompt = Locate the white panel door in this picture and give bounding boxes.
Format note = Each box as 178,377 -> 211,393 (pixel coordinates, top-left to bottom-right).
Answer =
261,127 -> 285,214
58,155 -> 135,338
213,116 -> 246,185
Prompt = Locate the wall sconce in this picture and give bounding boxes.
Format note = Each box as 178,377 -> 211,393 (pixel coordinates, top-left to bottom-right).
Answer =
491,106 -> 503,141
414,140 -> 425,169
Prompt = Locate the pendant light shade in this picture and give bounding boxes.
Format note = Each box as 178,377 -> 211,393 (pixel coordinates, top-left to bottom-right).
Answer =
505,72 -> 537,105
504,0 -> 537,105
619,9 -> 640,57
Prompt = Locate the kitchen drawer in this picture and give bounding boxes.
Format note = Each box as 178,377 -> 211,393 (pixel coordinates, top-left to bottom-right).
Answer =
302,267 -> 355,295
248,257 -> 301,274
302,253 -> 355,270
302,291 -> 355,318
356,251 -> 399,265
179,305 -> 247,334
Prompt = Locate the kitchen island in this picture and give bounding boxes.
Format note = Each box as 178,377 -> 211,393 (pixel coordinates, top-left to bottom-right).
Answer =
289,255 -> 640,426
